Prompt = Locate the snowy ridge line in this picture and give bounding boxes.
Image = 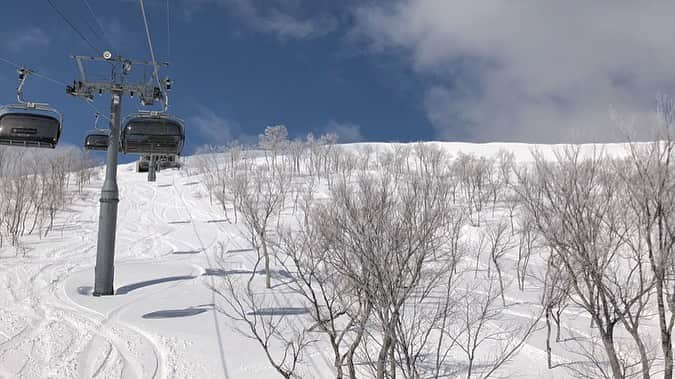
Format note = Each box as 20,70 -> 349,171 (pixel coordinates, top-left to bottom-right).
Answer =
185,140 -> 645,169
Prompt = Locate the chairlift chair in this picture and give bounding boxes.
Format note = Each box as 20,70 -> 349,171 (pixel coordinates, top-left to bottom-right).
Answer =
0,69 -> 62,148
83,113 -> 121,151
84,129 -> 118,151
121,111 -> 185,155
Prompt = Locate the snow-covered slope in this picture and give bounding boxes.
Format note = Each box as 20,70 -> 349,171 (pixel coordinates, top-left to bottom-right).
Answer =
0,142 -> 646,378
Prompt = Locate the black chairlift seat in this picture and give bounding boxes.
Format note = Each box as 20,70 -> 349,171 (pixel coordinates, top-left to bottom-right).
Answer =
0,105 -> 62,149
84,129 -> 122,151
84,129 -> 109,151
121,112 -> 185,155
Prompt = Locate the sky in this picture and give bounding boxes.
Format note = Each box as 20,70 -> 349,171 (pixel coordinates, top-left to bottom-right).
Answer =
1,1 -> 675,159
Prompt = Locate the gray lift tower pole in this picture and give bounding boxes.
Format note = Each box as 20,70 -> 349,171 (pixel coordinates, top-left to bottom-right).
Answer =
93,89 -> 122,295
67,52 -> 168,296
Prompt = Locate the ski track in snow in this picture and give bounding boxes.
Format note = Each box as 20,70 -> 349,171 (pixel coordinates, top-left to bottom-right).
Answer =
169,177 -> 230,379
0,166 -> 193,379
1,143 -> 651,378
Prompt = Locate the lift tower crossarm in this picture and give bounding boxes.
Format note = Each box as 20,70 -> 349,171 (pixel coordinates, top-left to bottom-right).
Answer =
71,54 -> 168,67
67,81 -> 163,106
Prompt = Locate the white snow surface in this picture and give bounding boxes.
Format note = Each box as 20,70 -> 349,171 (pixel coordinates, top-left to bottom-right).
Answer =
0,142 -> 651,378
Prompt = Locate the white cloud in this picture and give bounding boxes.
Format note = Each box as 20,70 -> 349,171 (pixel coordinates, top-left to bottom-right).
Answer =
189,106 -> 245,146
3,27 -> 50,52
261,10 -> 336,39
354,1 -> 675,142
323,120 -> 363,143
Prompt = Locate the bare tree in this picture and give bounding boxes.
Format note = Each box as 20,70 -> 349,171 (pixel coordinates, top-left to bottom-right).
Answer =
444,271 -> 541,379
277,204 -> 370,379
484,219 -> 515,306
516,146 -> 651,379
232,166 -> 290,289
259,125 -> 289,173
314,160 -> 458,379
453,153 -> 494,226
515,213 -> 539,291
617,98 -> 675,379
213,256 -> 314,378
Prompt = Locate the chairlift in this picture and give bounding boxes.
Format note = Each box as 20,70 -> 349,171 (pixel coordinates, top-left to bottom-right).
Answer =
84,129 -> 110,151
83,112 -> 121,151
121,111 -> 185,155
0,68 -> 62,148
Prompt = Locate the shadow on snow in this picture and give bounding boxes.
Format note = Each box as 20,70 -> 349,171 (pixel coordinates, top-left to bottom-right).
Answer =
142,304 -> 213,319
116,275 -> 196,295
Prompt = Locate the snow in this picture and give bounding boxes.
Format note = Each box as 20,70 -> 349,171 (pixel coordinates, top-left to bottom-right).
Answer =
0,142 -> 654,378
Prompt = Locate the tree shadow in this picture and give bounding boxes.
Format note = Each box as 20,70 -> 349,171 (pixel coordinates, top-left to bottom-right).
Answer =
409,356 -> 499,378
116,275 -> 196,295
271,270 -> 293,279
225,248 -> 255,253
201,268 -> 293,279
205,219 -> 229,224
247,307 -> 309,316
202,268 -> 264,276
172,250 -> 202,255
142,304 -> 213,319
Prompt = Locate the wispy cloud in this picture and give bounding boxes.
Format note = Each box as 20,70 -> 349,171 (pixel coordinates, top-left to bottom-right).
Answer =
181,0 -> 338,39
354,1 -> 675,142
3,26 -> 50,52
322,120 -> 364,143
189,105 -> 255,146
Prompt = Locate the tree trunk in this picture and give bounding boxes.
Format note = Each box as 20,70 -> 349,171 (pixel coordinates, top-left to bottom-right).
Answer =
627,328 -> 650,379
600,330 -> 623,379
376,333 -> 393,379
389,330 -> 396,379
261,234 -> 271,289
655,279 -> 673,379
546,308 -> 553,369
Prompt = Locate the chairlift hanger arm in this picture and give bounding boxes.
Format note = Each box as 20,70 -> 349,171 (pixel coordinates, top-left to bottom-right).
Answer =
76,57 -> 87,83
16,68 -> 31,104
11,68 -> 53,111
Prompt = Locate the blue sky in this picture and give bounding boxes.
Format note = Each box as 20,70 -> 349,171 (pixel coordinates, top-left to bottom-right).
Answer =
0,0 -> 433,158
2,1 -> 675,159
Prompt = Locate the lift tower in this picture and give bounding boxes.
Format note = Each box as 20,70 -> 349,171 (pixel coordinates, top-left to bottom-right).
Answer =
67,52 -> 168,296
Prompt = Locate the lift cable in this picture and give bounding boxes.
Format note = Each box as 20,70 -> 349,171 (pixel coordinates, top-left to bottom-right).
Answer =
46,0 -> 101,54
85,100 -> 110,121
138,0 -> 164,95
84,19 -> 103,41
81,0 -> 115,51
0,56 -> 109,121
0,56 -> 67,86
166,0 -> 171,64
